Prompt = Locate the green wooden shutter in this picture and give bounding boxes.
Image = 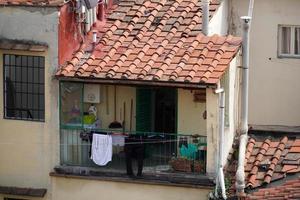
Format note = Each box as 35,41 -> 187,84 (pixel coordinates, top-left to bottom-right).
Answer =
136,88 -> 152,132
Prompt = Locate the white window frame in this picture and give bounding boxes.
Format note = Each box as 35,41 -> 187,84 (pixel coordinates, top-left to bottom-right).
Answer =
278,24 -> 300,58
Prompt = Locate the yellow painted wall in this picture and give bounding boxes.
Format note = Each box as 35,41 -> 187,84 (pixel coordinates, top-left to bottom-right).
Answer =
51,176 -> 211,200
0,49 -> 60,197
177,89 -> 206,136
84,85 -> 136,131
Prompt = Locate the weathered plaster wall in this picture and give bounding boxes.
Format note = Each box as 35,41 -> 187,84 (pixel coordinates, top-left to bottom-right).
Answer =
51,177 -> 211,200
0,6 -> 60,200
205,87 -> 218,175
209,0 -> 229,36
0,6 -> 59,73
58,3 -> 82,65
177,88 -> 206,135
229,0 -> 300,126
206,57 -> 240,174
223,56 -> 240,165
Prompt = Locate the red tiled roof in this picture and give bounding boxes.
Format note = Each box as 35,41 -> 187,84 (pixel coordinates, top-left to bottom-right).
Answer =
246,177 -> 300,200
0,0 -> 65,6
233,136 -> 300,190
56,0 -> 242,86
226,134 -> 300,198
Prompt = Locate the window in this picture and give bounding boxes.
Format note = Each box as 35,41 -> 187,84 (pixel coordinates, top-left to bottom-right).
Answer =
278,25 -> 300,58
3,54 -> 45,121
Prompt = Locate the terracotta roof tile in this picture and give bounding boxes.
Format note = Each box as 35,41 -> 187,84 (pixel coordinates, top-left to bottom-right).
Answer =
246,177 -> 300,200
0,0 -> 65,6
238,135 -> 300,190
56,0 -> 241,87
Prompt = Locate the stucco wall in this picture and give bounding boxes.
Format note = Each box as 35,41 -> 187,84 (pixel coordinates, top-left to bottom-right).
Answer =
177,88 -> 206,135
229,0 -> 300,126
51,177 -> 211,200
223,56 -> 240,165
58,3 -> 82,65
209,0 -> 229,36
205,87 -> 218,175
206,57 -> 240,174
0,6 -> 60,199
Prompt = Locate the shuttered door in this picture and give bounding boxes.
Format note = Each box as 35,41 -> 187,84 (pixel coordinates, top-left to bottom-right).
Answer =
136,88 -> 152,132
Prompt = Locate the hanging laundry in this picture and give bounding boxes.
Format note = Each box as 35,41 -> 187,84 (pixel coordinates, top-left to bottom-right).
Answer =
112,135 -> 126,146
91,134 -> 112,166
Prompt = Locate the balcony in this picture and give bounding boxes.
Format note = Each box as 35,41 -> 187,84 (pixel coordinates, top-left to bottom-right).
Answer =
58,128 -> 207,181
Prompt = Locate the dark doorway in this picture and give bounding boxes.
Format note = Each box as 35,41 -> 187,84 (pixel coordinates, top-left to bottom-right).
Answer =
136,87 -> 177,168
153,88 -> 176,133
136,87 -> 177,133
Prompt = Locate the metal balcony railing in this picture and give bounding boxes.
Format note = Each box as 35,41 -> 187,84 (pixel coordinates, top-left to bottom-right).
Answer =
60,128 -> 207,176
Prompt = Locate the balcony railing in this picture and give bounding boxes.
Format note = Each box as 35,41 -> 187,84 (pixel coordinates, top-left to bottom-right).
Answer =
60,128 -> 207,177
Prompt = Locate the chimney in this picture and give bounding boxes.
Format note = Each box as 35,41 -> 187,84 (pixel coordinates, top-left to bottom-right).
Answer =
98,0 -> 105,21
202,0 -> 210,35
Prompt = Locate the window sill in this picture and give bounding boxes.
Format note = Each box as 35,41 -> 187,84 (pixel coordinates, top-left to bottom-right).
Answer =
277,54 -> 300,59
3,116 -> 45,123
49,167 -> 214,189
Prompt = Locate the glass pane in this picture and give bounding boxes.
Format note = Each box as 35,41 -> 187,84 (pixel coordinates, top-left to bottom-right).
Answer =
281,27 -> 291,54
295,27 -> 300,55
16,55 -> 21,66
60,82 -> 83,127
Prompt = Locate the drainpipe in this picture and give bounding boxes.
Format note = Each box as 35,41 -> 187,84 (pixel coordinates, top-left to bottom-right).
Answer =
202,0 -> 210,35
214,87 -> 227,199
235,16 -> 251,196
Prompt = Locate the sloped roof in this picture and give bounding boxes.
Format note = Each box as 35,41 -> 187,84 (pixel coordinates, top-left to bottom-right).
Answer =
56,0 -> 242,87
247,177 -> 300,200
244,136 -> 300,189
226,132 -> 300,198
0,0 -> 65,7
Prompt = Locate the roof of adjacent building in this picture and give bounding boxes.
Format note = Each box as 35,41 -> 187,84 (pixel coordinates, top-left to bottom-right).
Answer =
244,135 -> 300,189
56,0 -> 242,87
226,131 -> 300,198
0,0 -> 65,7
246,177 -> 300,200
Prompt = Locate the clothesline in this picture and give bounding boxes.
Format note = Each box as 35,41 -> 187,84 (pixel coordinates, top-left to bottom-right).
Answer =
0,139 -> 207,146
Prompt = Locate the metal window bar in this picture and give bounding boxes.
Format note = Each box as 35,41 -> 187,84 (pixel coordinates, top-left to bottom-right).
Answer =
3,54 -> 45,121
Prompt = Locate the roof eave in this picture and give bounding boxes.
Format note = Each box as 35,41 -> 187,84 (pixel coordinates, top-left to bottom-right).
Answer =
55,76 -> 217,89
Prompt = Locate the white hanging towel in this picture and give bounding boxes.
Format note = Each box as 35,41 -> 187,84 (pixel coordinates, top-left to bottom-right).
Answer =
91,134 -> 112,166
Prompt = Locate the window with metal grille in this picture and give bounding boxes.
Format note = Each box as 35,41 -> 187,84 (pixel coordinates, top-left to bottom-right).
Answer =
3,54 -> 45,121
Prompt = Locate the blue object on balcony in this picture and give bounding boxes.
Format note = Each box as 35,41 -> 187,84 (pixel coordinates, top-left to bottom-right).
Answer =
180,143 -> 197,159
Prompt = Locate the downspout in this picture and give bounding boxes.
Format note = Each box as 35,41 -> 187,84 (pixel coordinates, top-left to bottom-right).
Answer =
215,87 -> 227,199
235,16 -> 251,196
202,0 -> 210,35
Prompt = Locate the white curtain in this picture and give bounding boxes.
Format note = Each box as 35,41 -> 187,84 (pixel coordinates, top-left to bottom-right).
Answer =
281,27 -> 291,54
295,28 -> 300,55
